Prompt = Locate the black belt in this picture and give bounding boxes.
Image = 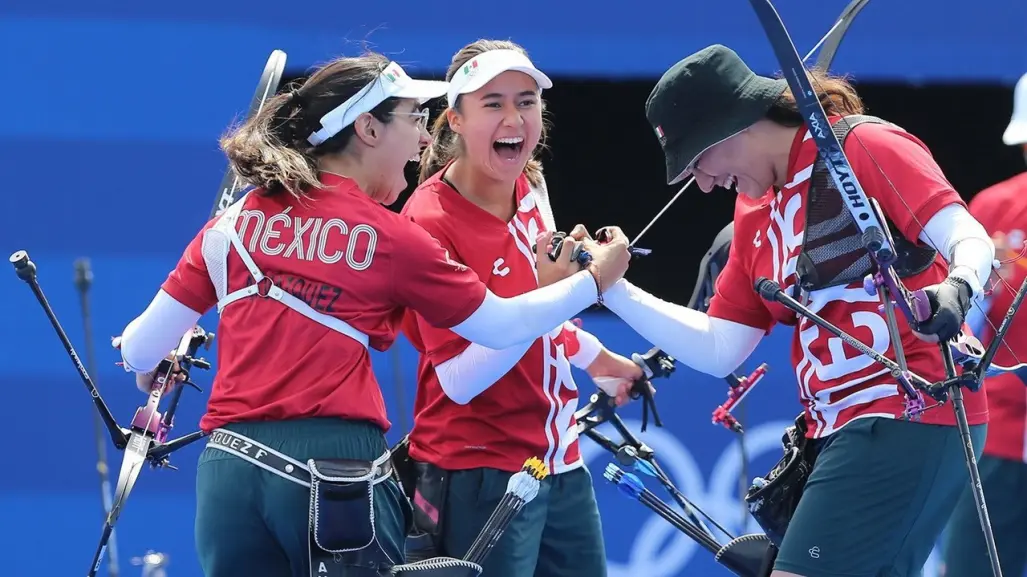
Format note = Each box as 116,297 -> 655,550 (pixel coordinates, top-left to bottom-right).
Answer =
205,427 -> 393,488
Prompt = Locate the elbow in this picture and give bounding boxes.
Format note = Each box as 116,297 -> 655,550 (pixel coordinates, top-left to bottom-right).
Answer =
437,371 -> 475,405
697,353 -> 740,379
453,328 -> 523,351
444,391 -> 474,406
466,334 -> 507,350
707,363 -> 737,380
118,330 -> 154,373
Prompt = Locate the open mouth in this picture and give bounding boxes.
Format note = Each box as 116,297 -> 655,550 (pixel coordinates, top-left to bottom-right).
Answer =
493,136 -> 525,162
724,174 -> 738,193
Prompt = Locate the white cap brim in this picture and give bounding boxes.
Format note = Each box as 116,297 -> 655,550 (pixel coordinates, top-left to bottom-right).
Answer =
308,61 -> 447,146
394,78 -> 449,104
1003,73 -> 1027,146
1003,120 -> 1027,146
447,49 -> 552,108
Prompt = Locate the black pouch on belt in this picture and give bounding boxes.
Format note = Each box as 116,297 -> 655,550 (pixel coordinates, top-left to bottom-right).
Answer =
407,465 -> 450,561
743,413 -> 816,547
391,435 -> 451,562
307,456 -> 392,577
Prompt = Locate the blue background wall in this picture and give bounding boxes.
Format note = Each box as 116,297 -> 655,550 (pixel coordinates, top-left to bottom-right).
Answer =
3,0 -> 1023,575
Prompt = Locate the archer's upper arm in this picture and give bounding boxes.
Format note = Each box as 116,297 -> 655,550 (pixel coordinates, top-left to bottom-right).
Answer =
161,222 -> 219,315
847,123 -> 964,243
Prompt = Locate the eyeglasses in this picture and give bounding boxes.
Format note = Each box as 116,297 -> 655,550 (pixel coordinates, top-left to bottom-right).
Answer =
389,107 -> 430,130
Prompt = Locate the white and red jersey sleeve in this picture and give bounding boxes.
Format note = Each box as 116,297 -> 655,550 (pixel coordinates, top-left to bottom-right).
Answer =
847,122 -> 966,243
161,218 -> 219,315
707,195 -> 778,333
390,216 -> 486,331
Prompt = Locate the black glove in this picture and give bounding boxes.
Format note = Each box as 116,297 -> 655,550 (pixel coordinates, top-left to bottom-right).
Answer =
917,277 -> 973,342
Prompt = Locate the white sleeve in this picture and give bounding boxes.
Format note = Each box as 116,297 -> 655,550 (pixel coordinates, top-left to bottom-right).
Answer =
530,176 -> 602,369
918,203 -> 995,298
119,289 -> 203,373
449,270 -> 598,349
437,321 -> 601,405
602,280 -> 764,378
562,322 -> 603,369
435,341 -> 533,405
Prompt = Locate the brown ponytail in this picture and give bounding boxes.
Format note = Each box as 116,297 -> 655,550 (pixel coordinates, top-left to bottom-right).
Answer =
419,109 -> 462,184
219,52 -> 403,199
766,68 -> 865,126
417,39 -> 549,187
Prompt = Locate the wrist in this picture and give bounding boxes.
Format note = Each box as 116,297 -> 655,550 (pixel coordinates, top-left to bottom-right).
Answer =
948,265 -> 983,300
585,348 -> 618,377
585,263 -> 604,305
567,326 -> 604,370
943,275 -> 973,315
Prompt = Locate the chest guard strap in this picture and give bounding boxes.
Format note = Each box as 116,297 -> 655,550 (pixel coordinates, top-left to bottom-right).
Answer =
796,115 -> 938,292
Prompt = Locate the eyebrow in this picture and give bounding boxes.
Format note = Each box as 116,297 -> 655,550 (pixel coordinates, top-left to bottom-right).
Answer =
480,90 -> 539,100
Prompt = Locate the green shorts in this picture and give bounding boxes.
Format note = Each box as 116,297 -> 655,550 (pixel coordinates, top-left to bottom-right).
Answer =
194,418 -> 410,577
941,454 -> 1027,577
440,466 -> 607,577
774,416 -> 987,577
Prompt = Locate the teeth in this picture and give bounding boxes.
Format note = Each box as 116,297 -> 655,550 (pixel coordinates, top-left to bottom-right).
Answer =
495,137 -> 524,144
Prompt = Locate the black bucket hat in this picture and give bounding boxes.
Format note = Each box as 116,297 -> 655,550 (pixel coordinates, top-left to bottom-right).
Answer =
646,44 -> 788,185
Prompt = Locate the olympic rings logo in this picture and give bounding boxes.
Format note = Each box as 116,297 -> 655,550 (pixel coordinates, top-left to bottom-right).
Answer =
580,417 -> 947,577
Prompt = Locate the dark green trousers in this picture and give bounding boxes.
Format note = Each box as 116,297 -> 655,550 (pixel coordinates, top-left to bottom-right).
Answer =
774,417 -> 987,577
195,418 -> 410,577
941,454 -> 1027,577
440,466 -> 606,577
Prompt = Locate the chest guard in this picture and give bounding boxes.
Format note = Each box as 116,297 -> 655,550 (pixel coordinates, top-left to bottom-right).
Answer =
795,115 -> 938,292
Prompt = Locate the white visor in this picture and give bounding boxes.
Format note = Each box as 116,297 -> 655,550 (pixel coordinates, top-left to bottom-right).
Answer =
1002,72 -> 1027,146
446,49 -> 553,108
307,61 -> 448,146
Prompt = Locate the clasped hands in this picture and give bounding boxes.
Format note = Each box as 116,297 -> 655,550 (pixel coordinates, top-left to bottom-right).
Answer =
534,224 -> 653,406
534,224 -> 632,291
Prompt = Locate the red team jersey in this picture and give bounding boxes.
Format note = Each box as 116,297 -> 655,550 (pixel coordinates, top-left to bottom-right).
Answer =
969,172 -> 1027,462
708,119 -> 988,437
401,168 -> 585,474
161,173 -> 486,433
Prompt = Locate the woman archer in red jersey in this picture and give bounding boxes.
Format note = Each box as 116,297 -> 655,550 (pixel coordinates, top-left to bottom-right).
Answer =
114,51 -> 631,577
605,45 -> 996,577
397,39 -> 642,577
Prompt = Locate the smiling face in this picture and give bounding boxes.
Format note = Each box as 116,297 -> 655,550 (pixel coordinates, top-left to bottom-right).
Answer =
688,128 -> 777,199
446,70 -> 543,183
356,97 -> 431,205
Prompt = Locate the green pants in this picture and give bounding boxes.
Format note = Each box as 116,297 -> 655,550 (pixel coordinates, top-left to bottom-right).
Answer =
941,454 -> 1027,577
774,417 -> 987,577
195,418 -> 410,577
440,466 -> 606,577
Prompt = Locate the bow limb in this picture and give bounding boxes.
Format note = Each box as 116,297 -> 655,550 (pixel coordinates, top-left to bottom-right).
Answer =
812,0 -> 872,71
747,0 -> 931,416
